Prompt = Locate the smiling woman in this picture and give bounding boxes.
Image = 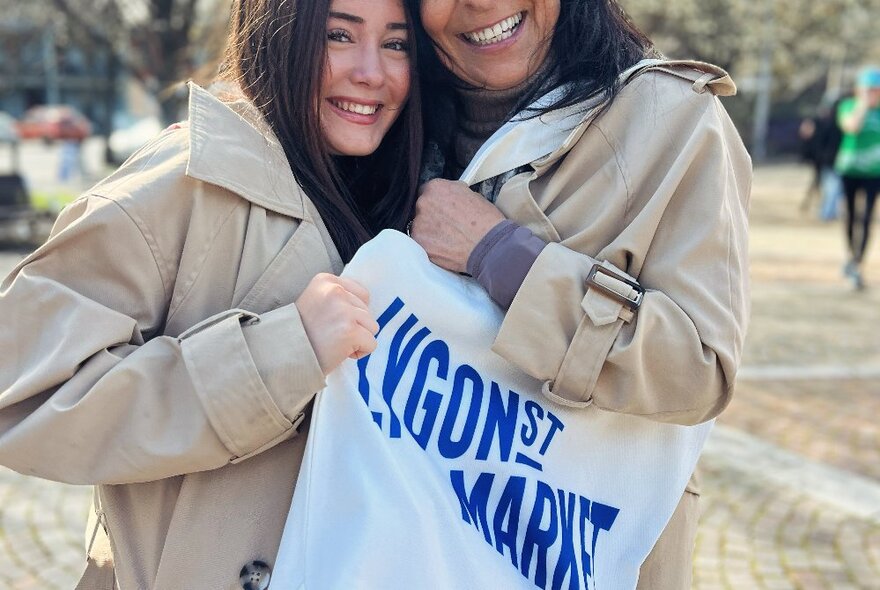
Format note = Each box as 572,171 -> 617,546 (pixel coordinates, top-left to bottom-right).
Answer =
405,0 -> 751,589
227,0 -> 422,261
320,1 -> 412,156
0,0 -> 425,589
420,0 -> 559,89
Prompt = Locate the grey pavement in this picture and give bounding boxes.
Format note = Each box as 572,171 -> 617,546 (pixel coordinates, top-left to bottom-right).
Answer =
0,162 -> 879,588
693,164 -> 880,590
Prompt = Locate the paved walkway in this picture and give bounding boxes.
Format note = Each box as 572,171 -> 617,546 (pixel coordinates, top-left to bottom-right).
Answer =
1,163 -> 879,588
693,164 -> 880,590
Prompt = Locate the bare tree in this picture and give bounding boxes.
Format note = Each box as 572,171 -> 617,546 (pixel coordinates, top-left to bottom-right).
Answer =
627,0 -> 880,98
49,0 -> 228,124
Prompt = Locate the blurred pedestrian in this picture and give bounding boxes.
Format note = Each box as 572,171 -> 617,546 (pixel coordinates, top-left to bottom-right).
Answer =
0,0 -> 421,588
799,97 -> 845,220
57,138 -> 85,182
836,67 -> 880,289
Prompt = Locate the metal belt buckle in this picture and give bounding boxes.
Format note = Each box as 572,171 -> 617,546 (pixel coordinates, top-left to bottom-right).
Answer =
585,263 -> 644,311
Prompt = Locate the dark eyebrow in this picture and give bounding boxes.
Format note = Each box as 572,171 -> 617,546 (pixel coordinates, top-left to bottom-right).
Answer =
329,11 -> 408,31
329,11 -> 363,24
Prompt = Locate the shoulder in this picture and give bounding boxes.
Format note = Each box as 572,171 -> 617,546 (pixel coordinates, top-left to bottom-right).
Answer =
87,123 -> 198,212
627,60 -> 736,96
603,61 -> 733,132
85,123 -> 237,240
586,61 -> 746,165
86,83 -> 281,221
60,122 -> 244,291
551,60 -> 750,206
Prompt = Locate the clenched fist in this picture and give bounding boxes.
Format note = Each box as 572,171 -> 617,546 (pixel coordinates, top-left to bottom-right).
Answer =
296,273 -> 379,375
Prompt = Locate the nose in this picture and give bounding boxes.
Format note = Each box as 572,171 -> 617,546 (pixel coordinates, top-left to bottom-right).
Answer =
461,0 -> 496,11
351,46 -> 385,88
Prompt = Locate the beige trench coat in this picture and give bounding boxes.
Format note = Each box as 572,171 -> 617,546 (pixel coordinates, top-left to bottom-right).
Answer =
481,59 -> 750,589
1,84 -> 342,589
0,60 -> 749,589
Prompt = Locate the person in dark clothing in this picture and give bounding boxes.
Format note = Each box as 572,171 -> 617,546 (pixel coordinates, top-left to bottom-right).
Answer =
800,97 -> 845,220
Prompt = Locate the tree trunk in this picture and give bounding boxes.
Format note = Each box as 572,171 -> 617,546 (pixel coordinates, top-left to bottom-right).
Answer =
103,52 -> 119,164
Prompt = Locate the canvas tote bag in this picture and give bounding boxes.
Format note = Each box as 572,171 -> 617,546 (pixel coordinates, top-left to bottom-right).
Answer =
271,230 -> 713,590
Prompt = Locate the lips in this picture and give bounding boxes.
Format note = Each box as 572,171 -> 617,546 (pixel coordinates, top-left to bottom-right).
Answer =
460,12 -> 524,46
329,99 -> 381,116
326,98 -> 386,126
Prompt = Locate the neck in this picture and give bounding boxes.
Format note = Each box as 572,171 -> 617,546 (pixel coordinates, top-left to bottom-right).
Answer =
452,59 -> 556,174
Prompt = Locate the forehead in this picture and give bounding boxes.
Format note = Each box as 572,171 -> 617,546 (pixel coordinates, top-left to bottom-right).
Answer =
419,0 -> 558,12
329,0 -> 407,19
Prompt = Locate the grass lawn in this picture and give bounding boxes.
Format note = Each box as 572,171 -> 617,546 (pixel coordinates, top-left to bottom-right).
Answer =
29,190 -> 78,216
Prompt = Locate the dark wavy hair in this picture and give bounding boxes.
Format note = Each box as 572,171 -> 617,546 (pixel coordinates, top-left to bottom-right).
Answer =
408,0 -> 656,150
222,0 -> 423,262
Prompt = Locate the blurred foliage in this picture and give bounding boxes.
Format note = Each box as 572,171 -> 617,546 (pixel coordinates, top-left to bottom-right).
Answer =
5,0 -> 877,107
626,0 -> 880,100
30,190 -> 77,216
3,0 -> 878,154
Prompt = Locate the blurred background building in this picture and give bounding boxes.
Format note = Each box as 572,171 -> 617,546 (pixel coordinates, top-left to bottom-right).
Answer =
0,0 -> 228,163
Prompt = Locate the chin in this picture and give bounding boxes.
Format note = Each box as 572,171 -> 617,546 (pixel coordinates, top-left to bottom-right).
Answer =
329,139 -> 380,158
340,146 -> 378,157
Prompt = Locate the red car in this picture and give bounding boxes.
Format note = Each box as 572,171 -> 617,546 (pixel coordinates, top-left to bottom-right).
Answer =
16,106 -> 91,142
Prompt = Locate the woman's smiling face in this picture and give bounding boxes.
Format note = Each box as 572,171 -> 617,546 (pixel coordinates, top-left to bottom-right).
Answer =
419,0 -> 560,90
320,0 -> 411,156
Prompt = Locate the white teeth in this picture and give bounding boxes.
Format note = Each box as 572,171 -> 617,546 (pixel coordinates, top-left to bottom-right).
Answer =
463,12 -> 523,46
332,100 -> 379,115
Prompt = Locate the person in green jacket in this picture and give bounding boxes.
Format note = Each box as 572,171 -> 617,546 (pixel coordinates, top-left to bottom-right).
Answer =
835,67 -> 880,290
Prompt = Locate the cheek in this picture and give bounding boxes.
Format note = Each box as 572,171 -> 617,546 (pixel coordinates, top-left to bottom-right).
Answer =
534,0 -> 561,38
321,56 -> 340,97
388,63 -> 411,104
322,51 -> 361,91
420,1 -> 453,44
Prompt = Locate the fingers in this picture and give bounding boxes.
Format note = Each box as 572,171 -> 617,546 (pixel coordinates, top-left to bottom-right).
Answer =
333,276 -> 370,306
324,276 -> 379,350
341,289 -> 370,313
319,275 -> 377,332
354,307 -> 380,335
348,322 -> 379,360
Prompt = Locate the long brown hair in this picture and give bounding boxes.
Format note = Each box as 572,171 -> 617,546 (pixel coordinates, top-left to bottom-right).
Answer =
222,0 -> 423,262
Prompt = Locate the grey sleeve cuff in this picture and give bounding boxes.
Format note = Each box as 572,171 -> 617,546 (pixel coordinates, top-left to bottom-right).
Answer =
467,220 -> 547,309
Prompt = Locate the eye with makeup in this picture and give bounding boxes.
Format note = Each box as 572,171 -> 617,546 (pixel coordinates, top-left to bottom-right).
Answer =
327,28 -> 352,43
383,38 -> 409,52
327,28 -> 408,53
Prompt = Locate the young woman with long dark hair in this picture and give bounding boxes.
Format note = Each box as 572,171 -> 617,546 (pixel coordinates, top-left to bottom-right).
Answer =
0,0 -> 421,587
406,1 -> 751,587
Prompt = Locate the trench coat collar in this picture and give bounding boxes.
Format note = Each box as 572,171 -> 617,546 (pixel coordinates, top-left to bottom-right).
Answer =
185,82 -> 307,221
459,59 -> 736,186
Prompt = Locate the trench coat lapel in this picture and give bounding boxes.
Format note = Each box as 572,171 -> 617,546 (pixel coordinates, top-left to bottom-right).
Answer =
457,59 -> 668,243
458,59 -> 667,188
185,82 -> 307,221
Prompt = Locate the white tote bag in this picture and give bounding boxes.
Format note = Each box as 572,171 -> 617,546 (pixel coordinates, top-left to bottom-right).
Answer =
272,230 -> 712,590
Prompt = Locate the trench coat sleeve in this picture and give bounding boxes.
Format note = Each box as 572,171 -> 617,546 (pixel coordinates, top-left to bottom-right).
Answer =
0,194 -> 326,485
492,74 -> 751,425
